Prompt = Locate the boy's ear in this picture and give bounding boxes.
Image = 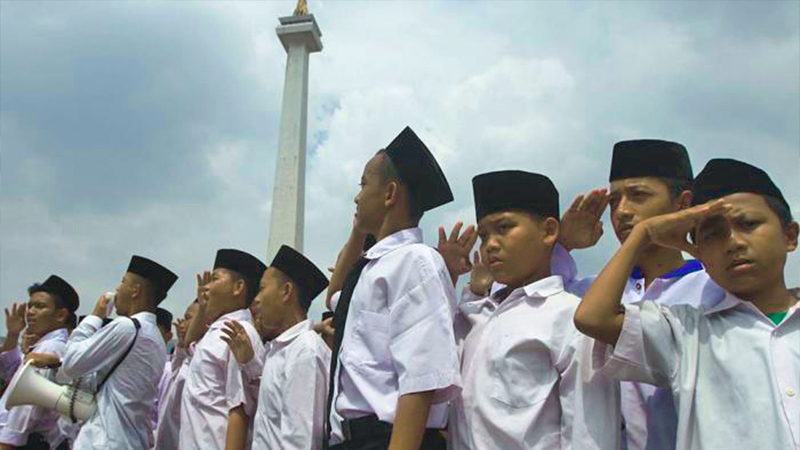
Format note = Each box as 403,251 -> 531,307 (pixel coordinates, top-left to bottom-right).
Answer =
676,190 -> 693,211
384,180 -> 399,208
55,308 -> 70,326
542,217 -> 560,246
785,221 -> 799,252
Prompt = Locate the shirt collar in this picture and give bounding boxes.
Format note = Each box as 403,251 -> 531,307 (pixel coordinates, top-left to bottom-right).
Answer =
364,228 -> 423,260
495,275 -> 565,303
631,259 -> 704,280
274,319 -> 312,345
130,311 -> 157,325
33,327 -> 69,348
704,288 -> 800,316
211,308 -> 253,329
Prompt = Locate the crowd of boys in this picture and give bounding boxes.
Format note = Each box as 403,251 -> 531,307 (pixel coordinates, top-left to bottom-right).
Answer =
0,126 -> 797,450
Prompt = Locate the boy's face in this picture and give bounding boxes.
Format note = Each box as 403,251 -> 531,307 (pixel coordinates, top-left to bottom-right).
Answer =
114,273 -> 137,317
26,291 -> 66,336
609,177 -> 680,243
696,193 -> 798,299
354,154 -> 388,235
477,211 -> 558,288
204,268 -> 243,322
255,268 -> 288,341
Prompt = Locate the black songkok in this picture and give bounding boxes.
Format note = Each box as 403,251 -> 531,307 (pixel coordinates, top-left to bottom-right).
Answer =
270,245 -> 329,311
40,275 -> 79,312
214,249 -> 267,293
127,256 -> 178,302
609,139 -> 693,182
383,126 -> 454,212
692,158 -> 789,210
473,171 -> 560,222
156,308 -> 173,331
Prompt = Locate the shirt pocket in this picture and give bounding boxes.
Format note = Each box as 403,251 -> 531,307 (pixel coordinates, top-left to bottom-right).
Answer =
351,310 -> 391,366
490,334 -> 557,409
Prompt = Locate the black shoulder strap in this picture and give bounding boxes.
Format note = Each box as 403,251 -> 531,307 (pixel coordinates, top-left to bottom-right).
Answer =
98,317 -> 141,391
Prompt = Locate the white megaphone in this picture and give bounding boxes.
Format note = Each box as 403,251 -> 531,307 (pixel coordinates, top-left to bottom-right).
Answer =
5,361 -> 96,422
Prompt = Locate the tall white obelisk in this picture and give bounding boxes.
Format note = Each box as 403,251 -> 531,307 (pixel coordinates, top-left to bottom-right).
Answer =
266,1 -> 322,260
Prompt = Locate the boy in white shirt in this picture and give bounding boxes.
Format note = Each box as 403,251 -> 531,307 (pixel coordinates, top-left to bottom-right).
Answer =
222,244 -> 331,450
325,126 -> 461,450
553,139 -> 725,450
60,255 -> 178,450
574,158 -> 799,450
449,170 -> 620,450
179,249 -> 265,450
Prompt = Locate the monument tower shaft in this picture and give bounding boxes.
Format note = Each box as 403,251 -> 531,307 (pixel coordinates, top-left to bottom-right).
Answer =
266,8 -> 322,260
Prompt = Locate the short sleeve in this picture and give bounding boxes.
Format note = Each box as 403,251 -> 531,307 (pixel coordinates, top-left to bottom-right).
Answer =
388,265 -> 461,403
596,302 -> 683,387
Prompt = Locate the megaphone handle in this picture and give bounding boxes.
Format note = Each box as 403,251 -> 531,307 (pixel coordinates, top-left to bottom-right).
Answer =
69,379 -> 83,423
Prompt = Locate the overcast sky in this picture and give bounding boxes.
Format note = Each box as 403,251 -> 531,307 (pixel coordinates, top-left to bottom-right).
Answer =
2,0 -> 799,335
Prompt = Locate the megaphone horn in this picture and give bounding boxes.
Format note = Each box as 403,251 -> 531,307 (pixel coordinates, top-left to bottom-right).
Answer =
5,361 -> 96,422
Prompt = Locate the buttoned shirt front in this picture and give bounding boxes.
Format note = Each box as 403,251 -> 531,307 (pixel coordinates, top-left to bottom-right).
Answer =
252,319 -> 330,450
330,228 -> 461,443
179,308 -> 264,450
153,347 -> 192,450
61,312 -> 167,450
551,243 -> 725,450
0,328 -> 69,447
451,276 -> 621,450
598,290 -> 800,450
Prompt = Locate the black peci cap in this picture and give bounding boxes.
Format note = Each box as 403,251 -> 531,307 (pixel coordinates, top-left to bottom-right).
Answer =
692,158 -> 789,210
383,126 -> 454,212
270,245 -> 329,311
127,256 -> 179,303
40,275 -> 80,312
473,170 -> 560,222
609,139 -> 693,182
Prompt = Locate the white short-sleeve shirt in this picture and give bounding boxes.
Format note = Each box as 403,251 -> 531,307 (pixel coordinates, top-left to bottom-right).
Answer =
597,290 -> 800,450
551,243 -> 725,450
179,308 -> 264,450
450,275 -> 621,450
252,319 -> 330,450
329,228 -> 462,443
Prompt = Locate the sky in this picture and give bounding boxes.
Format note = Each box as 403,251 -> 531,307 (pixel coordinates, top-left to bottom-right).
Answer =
1,0 -> 799,335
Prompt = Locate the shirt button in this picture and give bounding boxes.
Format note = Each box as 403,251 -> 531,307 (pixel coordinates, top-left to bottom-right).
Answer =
635,283 -> 642,290
787,389 -> 796,397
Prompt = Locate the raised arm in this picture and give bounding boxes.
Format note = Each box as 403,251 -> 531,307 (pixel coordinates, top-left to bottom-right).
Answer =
574,200 -> 727,345
185,272 -> 212,346
326,225 -> 367,309
558,188 -> 609,251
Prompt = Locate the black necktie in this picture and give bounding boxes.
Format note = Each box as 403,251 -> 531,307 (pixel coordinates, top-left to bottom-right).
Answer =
324,257 -> 370,448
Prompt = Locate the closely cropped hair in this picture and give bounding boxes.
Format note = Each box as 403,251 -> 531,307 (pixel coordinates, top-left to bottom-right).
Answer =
376,149 -> 424,223
28,283 -> 67,311
764,195 -> 794,229
28,283 -> 75,325
226,270 -> 259,307
274,270 -> 311,313
658,177 -> 693,200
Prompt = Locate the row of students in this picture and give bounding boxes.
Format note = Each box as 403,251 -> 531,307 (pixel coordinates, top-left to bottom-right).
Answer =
0,125 -> 797,450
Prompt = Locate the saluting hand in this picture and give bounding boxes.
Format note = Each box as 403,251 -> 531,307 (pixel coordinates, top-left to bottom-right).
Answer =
4,303 -> 26,336
438,222 -> 478,284
559,188 -> 609,251
468,250 -> 494,297
220,320 -> 254,365
640,199 -> 729,259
